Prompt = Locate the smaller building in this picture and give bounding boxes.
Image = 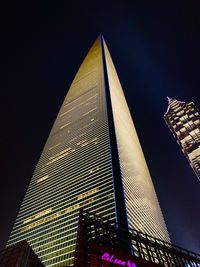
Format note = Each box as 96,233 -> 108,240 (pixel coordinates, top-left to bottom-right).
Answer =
74,209 -> 200,267
164,97 -> 200,181
0,241 -> 44,267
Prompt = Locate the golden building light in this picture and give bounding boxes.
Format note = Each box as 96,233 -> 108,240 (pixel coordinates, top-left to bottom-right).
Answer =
7,35 -> 170,266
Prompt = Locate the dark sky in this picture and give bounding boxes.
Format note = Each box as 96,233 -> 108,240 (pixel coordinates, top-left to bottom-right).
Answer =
1,1 -> 200,253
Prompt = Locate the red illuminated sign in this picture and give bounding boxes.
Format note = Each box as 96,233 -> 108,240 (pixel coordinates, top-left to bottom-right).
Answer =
101,252 -> 137,267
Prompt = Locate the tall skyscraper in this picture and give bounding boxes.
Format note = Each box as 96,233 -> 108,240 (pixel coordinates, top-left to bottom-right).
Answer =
164,97 -> 200,181
7,35 -> 170,267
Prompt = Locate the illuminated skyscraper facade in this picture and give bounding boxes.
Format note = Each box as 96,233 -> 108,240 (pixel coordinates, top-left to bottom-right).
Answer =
7,36 -> 170,266
164,97 -> 200,181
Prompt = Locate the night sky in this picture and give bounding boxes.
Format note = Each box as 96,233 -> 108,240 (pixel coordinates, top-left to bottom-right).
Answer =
1,1 -> 200,253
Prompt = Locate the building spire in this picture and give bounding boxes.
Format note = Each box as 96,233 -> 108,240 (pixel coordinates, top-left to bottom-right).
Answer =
167,96 -> 173,105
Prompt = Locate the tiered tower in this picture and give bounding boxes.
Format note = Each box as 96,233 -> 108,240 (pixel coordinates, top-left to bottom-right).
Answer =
164,97 -> 200,181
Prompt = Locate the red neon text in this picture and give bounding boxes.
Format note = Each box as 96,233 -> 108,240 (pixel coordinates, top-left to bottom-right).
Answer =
101,252 -> 136,267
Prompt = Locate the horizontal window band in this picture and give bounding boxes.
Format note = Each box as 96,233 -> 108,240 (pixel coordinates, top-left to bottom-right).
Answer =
19,172 -> 113,214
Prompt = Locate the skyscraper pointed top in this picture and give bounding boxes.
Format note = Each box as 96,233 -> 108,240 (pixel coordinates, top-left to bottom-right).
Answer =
7,36 -> 170,266
165,97 -> 187,116
99,33 -> 105,46
164,97 -> 177,115
99,33 -> 104,39
167,96 -> 172,104
167,96 -> 177,105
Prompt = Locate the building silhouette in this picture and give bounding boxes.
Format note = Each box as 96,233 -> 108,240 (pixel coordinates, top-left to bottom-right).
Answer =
164,97 -> 200,181
74,210 -> 200,267
7,35 -> 170,266
0,241 -> 44,267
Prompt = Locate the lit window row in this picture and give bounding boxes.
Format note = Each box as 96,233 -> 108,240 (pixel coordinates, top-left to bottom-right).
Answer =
46,149 -> 75,165
49,148 -> 72,160
77,187 -> 99,200
20,167 -> 112,211
23,208 -> 52,224
21,198 -> 95,232
60,122 -> 71,130
37,175 -> 49,183
48,143 -> 61,151
82,107 -> 97,117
